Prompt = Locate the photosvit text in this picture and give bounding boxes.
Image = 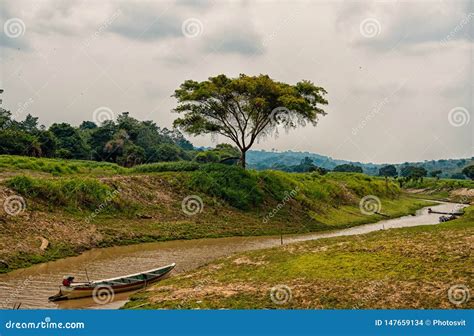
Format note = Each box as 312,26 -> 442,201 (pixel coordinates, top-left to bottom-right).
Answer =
374,319 -> 467,327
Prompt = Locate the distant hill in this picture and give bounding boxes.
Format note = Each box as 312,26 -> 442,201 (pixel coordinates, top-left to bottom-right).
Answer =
247,150 -> 473,178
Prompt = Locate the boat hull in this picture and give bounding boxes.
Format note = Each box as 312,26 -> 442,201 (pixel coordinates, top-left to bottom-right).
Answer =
49,263 -> 175,301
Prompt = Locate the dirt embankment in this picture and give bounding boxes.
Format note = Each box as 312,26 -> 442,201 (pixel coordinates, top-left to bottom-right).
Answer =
450,188 -> 474,200
405,187 -> 474,204
0,171 -> 432,273
0,175 -> 183,272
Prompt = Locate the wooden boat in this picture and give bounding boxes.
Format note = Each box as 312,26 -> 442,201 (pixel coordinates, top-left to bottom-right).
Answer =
439,215 -> 457,223
48,263 -> 175,301
428,208 -> 463,216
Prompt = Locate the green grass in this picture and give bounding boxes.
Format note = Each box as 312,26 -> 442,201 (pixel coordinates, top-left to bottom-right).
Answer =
188,168 -> 401,211
125,206 -> 474,310
312,196 -> 429,227
0,155 -> 126,176
404,177 -> 474,190
0,158 -> 438,273
6,175 -> 121,211
403,177 -> 474,202
0,155 -> 201,176
132,161 -> 200,173
188,164 -> 263,209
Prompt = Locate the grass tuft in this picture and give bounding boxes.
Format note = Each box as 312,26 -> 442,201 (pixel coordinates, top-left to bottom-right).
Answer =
6,175 -> 119,210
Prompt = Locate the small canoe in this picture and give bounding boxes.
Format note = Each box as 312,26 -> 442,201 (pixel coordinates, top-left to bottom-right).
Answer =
48,263 -> 175,301
439,215 -> 457,223
428,208 -> 463,216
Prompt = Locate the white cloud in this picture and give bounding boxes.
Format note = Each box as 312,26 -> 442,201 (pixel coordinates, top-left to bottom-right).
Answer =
1,0 -> 472,163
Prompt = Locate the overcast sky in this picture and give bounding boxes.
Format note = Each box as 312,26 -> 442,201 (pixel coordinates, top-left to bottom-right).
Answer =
1,0 -> 472,164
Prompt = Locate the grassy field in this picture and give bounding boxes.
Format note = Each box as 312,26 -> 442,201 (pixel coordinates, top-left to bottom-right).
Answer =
0,155 -> 432,273
404,177 -> 474,203
0,155 -> 126,176
125,206 -> 473,310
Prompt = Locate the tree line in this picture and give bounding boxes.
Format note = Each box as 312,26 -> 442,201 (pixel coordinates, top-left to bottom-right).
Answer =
377,164 -> 474,182
0,109 -> 197,166
1,74 -> 329,169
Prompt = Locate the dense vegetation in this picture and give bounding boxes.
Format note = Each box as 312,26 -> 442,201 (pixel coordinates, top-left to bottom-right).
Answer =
402,177 -> 474,203
247,150 -> 474,179
1,102 -> 472,178
0,109 -> 193,165
6,175 -> 121,211
333,164 -> 363,173
463,165 -> 474,179
0,155 -> 126,175
1,158 -> 427,273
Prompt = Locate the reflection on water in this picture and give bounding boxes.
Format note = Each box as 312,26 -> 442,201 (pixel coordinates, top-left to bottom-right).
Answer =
0,202 -> 466,309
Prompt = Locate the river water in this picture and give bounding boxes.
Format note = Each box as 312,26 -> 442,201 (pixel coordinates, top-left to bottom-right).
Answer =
0,201 -> 466,309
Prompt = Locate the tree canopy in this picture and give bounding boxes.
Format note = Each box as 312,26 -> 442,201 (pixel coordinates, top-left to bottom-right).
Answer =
400,166 -> 427,181
378,165 -> 398,178
0,109 -> 193,167
333,164 -> 363,173
173,74 -> 328,168
462,165 -> 474,180
429,170 -> 442,179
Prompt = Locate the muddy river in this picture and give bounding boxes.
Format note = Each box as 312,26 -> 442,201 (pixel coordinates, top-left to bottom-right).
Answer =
0,201 -> 466,309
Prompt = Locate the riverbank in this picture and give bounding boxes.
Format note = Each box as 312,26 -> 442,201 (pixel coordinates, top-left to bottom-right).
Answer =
125,204 -> 473,309
404,177 -> 474,203
0,201 -> 457,309
0,156 -> 429,273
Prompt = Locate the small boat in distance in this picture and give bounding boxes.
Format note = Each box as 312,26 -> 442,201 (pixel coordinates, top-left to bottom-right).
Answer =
48,263 -> 176,302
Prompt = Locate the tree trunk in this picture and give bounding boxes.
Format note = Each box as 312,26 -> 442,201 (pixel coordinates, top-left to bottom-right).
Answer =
239,150 -> 246,169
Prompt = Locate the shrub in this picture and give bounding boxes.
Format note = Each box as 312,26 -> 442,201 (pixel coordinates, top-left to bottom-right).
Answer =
0,155 -> 125,175
258,170 -> 298,201
188,164 -> 263,209
133,161 -> 200,173
6,175 -> 119,210
194,151 -> 220,163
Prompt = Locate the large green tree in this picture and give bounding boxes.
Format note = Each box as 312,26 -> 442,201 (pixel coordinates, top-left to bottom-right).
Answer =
430,170 -> 442,180
462,165 -> 474,180
49,123 -> 89,159
173,74 -> 328,168
378,165 -> 398,178
400,166 -> 427,182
